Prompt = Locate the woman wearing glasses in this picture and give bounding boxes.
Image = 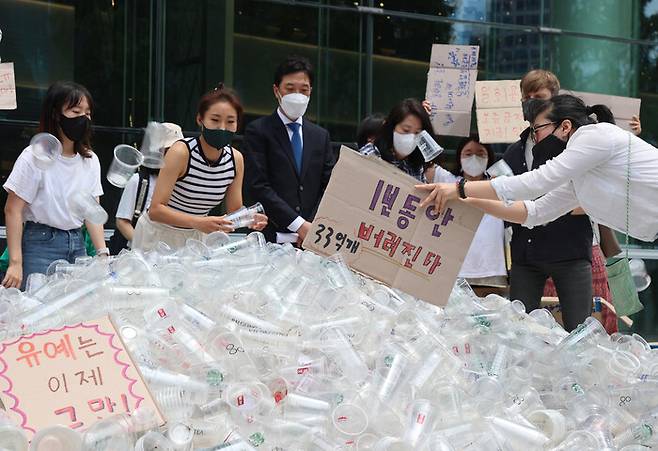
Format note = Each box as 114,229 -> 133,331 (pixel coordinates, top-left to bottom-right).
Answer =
417,94 -> 658,243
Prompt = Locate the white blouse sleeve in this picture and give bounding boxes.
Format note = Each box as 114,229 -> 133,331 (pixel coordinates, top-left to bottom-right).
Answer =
491,124 -> 619,203
432,165 -> 459,183
522,183 -> 581,229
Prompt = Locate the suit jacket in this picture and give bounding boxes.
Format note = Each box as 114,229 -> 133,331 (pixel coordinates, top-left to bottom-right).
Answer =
502,128 -> 592,265
241,110 -> 335,242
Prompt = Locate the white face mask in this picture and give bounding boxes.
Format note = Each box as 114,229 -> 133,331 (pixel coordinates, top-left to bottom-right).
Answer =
279,92 -> 309,120
393,131 -> 417,157
461,155 -> 489,177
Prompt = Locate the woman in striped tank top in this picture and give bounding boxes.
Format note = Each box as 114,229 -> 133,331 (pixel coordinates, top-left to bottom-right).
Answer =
132,85 -> 268,251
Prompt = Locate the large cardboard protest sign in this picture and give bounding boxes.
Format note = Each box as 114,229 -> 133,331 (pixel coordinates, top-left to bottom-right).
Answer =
425,44 -> 479,137
560,89 -> 641,132
0,63 -> 17,110
475,80 -> 528,143
303,148 -> 483,306
0,316 -> 162,439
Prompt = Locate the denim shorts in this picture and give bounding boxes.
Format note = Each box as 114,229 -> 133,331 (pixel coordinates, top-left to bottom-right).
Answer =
21,221 -> 86,289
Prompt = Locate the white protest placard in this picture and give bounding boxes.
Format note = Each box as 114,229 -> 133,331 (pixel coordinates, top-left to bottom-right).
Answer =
475,80 -> 528,143
0,316 -> 163,439
560,89 -> 641,132
303,147 -> 483,307
425,44 -> 479,137
0,62 -> 17,110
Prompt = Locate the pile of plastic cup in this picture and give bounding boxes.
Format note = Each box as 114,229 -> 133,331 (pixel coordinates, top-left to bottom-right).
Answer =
1,231 -> 658,450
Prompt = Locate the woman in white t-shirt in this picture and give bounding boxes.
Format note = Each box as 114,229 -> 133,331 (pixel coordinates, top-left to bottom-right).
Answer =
433,135 -> 507,296
113,123 -> 183,250
2,82 -> 106,289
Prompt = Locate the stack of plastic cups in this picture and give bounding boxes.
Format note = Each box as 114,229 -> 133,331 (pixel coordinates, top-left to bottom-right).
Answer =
134,431 -> 175,451
224,203 -> 265,229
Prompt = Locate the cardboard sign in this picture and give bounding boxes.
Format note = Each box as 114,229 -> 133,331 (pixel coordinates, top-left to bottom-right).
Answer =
303,147 -> 483,306
0,63 -> 17,110
560,89 -> 641,132
0,316 -> 163,439
425,44 -> 479,137
475,80 -> 528,143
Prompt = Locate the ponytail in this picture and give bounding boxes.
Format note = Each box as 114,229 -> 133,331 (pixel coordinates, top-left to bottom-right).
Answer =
586,104 -> 615,125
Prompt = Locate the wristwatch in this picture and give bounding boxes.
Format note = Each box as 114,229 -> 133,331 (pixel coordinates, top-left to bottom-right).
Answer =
96,247 -> 110,257
457,178 -> 468,199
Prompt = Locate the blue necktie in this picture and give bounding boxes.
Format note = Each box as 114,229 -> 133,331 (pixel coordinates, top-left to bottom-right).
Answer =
287,122 -> 303,174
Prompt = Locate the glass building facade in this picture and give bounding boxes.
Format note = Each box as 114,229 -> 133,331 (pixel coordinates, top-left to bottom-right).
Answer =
0,0 -> 657,336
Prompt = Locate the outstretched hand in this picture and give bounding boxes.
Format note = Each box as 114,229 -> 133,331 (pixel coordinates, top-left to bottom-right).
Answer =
415,182 -> 459,215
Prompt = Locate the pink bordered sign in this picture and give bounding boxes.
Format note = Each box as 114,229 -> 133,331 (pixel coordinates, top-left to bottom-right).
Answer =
0,316 -> 163,439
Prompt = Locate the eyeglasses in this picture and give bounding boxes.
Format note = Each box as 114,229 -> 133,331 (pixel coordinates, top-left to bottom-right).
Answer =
530,122 -> 556,142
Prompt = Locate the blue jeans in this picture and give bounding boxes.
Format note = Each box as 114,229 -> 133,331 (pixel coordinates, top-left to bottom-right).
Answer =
21,222 -> 86,289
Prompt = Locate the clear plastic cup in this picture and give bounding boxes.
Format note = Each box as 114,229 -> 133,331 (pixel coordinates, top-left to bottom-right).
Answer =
30,133 -> 62,170
527,409 -> 567,444
0,413 -> 28,451
134,432 -> 175,451
29,425 -> 82,451
403,399 -> 435,446
629,259 -> 652,292
167,422 -> 195,451
68,191 -> 108,224
485,159 -> 514,178
225,203 -> 265,229
414,130 -> 443,162
140,122 -> 180,169
107,144 -> 144,187
332,403 -> 369,437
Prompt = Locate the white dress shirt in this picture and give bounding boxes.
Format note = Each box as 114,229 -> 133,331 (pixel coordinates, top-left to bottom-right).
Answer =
491,123 -> 658,242
276,108 -> 306,236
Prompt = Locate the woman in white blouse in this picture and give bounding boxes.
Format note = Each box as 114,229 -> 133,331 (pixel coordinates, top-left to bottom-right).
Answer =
417,95 -> 658,242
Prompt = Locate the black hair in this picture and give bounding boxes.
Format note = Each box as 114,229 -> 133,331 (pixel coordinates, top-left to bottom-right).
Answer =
532,94 -> 616,129
356,114 -> 385,149
39,81 -> 94,158
274,55 -> 314,87
453,134 -> 495,176
374,98 -> 436,172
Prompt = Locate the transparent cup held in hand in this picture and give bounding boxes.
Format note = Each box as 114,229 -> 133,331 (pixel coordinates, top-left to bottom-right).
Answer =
414,130 -> 443,162
68,191 -> 108,224
485,159 -> 514,178
107,144 -> 144,188
30,133 -> 62,170
225,203 -> 265,229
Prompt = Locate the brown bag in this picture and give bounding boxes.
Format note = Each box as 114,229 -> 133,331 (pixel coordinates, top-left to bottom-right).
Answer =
598,224 -> 622,258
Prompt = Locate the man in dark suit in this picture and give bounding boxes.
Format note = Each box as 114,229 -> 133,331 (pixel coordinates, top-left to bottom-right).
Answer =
242,55 -> 335,244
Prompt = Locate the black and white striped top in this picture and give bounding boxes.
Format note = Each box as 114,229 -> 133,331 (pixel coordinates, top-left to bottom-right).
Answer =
167,137 -> 236,216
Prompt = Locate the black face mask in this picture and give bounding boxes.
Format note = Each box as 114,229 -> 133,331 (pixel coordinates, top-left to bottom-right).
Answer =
532,134 -> 567,169
522,99 -> 533,122
60,115 -> 91,142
